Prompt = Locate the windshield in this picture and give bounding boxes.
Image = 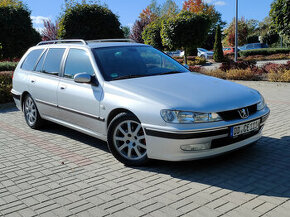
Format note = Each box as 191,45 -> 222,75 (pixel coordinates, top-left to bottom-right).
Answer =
198,48 -> 208,52
93,46 -> 188,81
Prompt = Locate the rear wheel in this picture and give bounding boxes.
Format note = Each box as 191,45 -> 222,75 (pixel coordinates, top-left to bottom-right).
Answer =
23,95 -> 43,129
107,113 -> 150,166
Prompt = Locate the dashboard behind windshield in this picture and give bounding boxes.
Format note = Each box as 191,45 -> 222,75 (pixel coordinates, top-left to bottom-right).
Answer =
93,46 -> 188,81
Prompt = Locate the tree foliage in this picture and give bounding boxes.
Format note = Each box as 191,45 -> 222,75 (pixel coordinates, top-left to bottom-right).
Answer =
213,25 -> 224,62
161,11 -> 211,64
122,26 -> 130,38
59,3 -> 123,40
142,18 -> 164,50
182,0 -> 225,50
0,5 -> 41,59
0,0 -> 25,8
223,18 -> 249,47
130,0 -> 180,43
130,18 -> 150,43
270,0 -> 290,37
41,19 -> 59,41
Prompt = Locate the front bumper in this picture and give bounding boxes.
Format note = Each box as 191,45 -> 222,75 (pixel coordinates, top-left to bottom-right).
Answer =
143,109 -> 270,161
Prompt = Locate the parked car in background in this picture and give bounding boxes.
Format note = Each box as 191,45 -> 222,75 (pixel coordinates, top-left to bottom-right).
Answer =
197,48 -> 213,59
165,50 -> 184,57
12,39 -> 270,166
223,47 -> 239,55
239,43 -> 268,51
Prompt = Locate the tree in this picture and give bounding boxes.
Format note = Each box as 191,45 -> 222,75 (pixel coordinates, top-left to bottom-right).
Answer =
223,18 -> 248,47
0,4 -> 41,59
213,25 -> 224,62
122,26 -> 130,39
182,0 -> 225,50
160,0 -> 179,17
270,0 -> 290,46
142,18 -> 164,50
0,0 -> 24,7
58,3 -> 123,40
130,18 -> 150,43
161,11 -> 211,64
41,19 -> 59,41
270,0 -> 290,37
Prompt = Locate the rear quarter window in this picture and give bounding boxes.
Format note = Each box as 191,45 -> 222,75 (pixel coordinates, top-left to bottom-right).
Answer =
21,49 -> 44,71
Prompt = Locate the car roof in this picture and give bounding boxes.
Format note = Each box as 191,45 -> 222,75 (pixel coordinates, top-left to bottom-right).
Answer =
34,39 -> 149,49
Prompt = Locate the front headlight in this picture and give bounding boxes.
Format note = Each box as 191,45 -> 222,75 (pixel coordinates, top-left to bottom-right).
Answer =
160,110 -> 222,124
257,95 -> 266,111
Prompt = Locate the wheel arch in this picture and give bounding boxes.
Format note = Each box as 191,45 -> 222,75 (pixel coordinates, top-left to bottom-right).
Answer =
106,108 -> 139,129
20,91 -> 30,111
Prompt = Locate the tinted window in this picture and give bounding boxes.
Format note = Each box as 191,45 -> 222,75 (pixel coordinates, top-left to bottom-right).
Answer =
64,49 -> 94,79
21,49 -> 44,71
35,50 -> 47,72
93,46 -> 187,81
42,48 -> 65,75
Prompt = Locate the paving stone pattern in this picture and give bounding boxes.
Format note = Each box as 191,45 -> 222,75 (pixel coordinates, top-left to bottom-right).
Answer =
0,81 -> 290,217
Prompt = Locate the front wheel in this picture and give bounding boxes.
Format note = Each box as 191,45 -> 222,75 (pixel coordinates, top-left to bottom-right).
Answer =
23,95 -> 43,129
107,113 -> 150,166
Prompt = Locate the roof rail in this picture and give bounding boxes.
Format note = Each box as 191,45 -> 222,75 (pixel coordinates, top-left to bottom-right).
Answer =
37,39 -> 87,46
87,39 -> 136,43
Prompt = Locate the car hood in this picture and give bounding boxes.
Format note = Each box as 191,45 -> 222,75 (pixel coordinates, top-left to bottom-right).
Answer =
107,72 -> 261,113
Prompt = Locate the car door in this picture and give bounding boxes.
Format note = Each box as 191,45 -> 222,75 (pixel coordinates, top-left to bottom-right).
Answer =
57,48 -> 103,133
28,48 -> 65,119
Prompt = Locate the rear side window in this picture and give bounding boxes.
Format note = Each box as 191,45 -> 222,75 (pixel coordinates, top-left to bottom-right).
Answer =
42,48 -> 65,75
64,49 -> 94,79
21,49 -> 44,71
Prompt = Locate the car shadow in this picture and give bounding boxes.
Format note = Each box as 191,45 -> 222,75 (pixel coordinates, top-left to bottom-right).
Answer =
41,123 -> 290,199
137,136 -> 290,199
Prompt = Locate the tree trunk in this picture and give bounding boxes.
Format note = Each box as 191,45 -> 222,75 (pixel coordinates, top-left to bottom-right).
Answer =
183,48 -> 188,65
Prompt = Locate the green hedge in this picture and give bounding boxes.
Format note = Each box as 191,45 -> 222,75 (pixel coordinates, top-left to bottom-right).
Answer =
239,48 -> 290,57
0,61 -> 18,71
0,72 -> 13,104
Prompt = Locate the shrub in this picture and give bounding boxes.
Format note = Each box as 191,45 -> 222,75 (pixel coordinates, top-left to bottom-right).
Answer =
213,25 -> 224,62
262,61 -> 290,73
268,69 -> 290,82
200,68 -> 261,81
219,60 -> 256,71
0,71 -> 13,103
242,53 -> 290,61
189,65 -> 201,72
58,3 -> 124,40
239,48 -> 290,57
0,61 -> 18,71
173,56 -> 206,66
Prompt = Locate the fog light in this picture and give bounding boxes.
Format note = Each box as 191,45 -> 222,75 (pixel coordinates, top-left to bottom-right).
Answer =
180,143 -> 210,151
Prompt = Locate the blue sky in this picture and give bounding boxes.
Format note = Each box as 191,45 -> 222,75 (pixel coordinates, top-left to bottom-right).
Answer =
24,0 -> 274,32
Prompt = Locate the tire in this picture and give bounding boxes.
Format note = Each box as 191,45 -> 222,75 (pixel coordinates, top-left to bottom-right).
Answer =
23,94 -> 43,129
107,112 -> 150,166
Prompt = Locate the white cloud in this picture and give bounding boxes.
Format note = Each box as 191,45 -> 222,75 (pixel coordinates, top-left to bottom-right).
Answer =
204,0 -> 226,6
214,1 -> 226,6
31,16 -> 50,25
35,27 -> 44,33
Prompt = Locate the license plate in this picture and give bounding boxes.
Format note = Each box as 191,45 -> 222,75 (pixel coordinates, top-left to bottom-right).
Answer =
230,119 -> 260,137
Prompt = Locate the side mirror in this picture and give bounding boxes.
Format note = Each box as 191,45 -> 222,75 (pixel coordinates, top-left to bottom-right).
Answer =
183,64 -> 189,69
74,73 -> 92,83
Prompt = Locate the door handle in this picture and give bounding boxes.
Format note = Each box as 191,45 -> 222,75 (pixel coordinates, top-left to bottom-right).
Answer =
31,80 -> 35,83
60,86 -> 66,90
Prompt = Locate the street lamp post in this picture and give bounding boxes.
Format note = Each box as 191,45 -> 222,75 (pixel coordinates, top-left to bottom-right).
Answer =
235,0 -> 238,62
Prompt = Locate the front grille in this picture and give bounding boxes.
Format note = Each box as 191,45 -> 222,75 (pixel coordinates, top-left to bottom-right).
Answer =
218,104 -> 257,121
211,128 -> 260,149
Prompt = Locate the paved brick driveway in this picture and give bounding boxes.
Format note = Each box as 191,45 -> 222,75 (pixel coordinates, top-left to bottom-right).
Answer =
0,81 -> 290,217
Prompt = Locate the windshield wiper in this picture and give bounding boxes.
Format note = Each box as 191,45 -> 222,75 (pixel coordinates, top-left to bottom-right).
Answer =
111,74 -> 147,81
149,71 -> 185,76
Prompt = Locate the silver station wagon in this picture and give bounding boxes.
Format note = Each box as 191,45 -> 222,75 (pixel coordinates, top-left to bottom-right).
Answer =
12,39 -> 270,166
